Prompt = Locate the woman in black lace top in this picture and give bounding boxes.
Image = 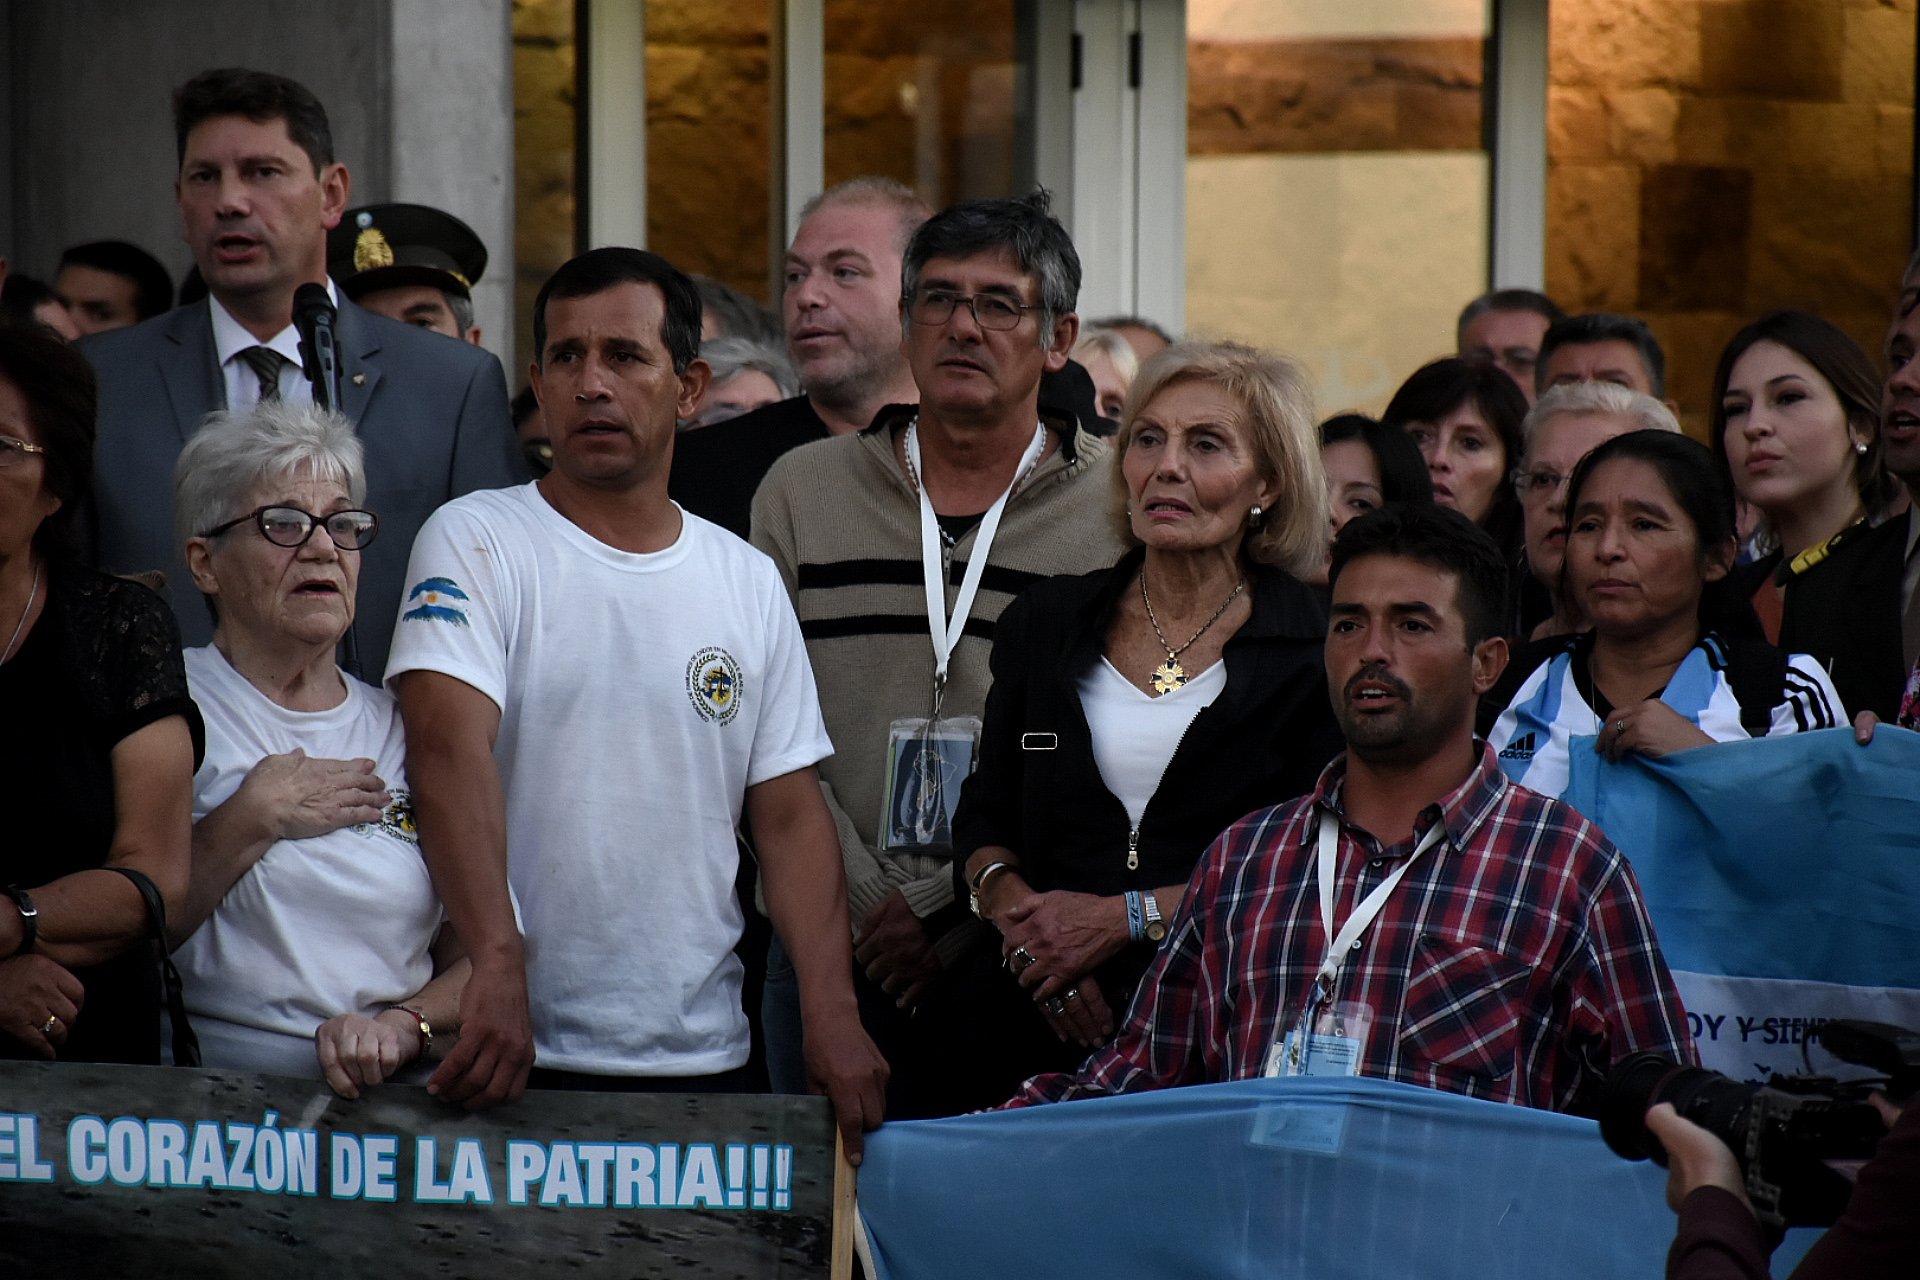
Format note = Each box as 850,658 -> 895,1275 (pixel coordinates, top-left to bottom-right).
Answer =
0,324 -> 202,1063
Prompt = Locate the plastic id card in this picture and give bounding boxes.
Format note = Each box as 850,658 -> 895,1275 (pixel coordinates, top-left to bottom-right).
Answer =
880,717 -> 981,851
1263,1000 -> 1372,1080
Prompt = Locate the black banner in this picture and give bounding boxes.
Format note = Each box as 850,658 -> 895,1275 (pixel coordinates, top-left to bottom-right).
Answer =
0,1061 -> 845,1278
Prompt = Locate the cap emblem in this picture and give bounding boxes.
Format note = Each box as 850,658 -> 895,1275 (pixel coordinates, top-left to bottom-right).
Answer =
353,227 -> 395,272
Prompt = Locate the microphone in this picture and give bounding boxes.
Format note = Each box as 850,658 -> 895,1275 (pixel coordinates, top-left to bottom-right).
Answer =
292,282 -> 360,679
293,283 -> 342,412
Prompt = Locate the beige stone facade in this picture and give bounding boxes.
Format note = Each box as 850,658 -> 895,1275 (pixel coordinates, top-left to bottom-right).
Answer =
512,0 -> 578,380
1547,0 -> 1916,431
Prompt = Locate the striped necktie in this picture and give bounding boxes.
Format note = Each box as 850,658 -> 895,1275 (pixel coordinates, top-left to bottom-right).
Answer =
240,346 -> 287,403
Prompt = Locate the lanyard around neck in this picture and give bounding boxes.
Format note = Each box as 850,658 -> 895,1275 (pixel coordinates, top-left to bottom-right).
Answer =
1309,806 -> 1448,1005
907,420 -> 1048,694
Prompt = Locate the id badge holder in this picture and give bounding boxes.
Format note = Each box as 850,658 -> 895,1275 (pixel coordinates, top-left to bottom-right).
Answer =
880,716 -> 982,851
1263,1000 -> 1372,1079
1253,1000 -> 1372,1156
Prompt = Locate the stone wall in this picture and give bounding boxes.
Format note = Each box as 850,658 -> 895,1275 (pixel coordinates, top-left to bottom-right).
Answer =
1188,35 -> 1482,155
512,0 -> 577,382
1546,0 -> 1916,431
821,2 -> 1018,206
645,2 -> 772,303
1183,14 -> 1489,415
4,0 -> 393,296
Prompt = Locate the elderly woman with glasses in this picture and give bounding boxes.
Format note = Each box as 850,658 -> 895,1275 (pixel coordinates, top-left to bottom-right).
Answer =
168,401 -> 471,1098
1,324 -> 199,1064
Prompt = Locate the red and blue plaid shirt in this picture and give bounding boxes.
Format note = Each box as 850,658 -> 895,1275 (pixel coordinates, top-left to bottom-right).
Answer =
1009,742 -> 1695,1111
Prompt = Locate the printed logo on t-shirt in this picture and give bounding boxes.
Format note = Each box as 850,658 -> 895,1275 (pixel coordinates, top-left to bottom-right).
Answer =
402,577 -> 471,626
1498,732 -> 1537,761
353,788 -> 419,844
686,647 -> 744,724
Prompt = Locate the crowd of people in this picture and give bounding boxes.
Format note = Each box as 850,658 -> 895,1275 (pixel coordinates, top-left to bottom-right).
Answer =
3,65 -> 1916,1274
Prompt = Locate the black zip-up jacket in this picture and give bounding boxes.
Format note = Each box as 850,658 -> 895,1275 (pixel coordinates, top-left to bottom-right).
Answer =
951,547 -> 1344,941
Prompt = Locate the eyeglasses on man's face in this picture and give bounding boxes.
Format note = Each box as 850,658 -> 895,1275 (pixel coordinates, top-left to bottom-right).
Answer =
202,505 -> 381,551
906,289 -> 1039,332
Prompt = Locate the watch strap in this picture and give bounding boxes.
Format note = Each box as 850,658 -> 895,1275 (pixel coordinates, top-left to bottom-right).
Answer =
1142,891 -> 1166,942
3,885 -> 37,958
385,1004 -> 433,1059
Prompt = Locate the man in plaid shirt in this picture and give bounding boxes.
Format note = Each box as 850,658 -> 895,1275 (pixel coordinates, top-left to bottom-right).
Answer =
1009,504 -> 1694,1112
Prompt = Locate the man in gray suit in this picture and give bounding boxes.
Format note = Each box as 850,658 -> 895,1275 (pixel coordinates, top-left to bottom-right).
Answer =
81,68 -> 521,675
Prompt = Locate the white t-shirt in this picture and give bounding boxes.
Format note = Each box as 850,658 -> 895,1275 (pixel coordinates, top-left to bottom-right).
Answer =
176,645 -> 440,1077
1077,657 -> 1226,828
384,483 -> 833,1076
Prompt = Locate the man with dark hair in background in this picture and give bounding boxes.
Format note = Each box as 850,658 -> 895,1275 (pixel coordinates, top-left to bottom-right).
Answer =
80,67 -> 520,675
0,274 -> 80,340
1010,503 -> 1692,1112
1456,288 -> 1565,404
56,240 -> 175,334
1088,313 -> 1174,362
1537,311 -> 1670,404
751,191 -> 1126,1114
387,248 -> 887,1158
693,273 -> 783,346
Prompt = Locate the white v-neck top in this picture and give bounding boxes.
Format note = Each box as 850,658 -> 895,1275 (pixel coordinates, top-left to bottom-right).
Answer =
1077,656 -> 1226,828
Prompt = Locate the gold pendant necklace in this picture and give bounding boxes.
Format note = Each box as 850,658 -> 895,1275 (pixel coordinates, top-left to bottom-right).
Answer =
1140,568 -> 1244,695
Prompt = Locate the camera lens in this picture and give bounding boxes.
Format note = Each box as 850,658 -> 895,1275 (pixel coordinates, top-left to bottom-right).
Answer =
1598,1052 -> 1759,1168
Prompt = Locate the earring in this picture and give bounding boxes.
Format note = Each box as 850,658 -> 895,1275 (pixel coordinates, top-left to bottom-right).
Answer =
1247,506 -> 1263,528
1855,441 -> 1869,454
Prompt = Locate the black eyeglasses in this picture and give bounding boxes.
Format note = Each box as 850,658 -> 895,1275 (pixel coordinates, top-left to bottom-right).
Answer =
906,289 -> 1039,332
202,505 -> 380,550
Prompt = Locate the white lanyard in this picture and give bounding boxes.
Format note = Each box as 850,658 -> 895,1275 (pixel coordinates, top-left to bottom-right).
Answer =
907,420 -> 1048,693
1308,807 -> 1447,1007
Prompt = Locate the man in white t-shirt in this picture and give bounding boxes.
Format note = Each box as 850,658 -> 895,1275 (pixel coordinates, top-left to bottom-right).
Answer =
386,247 -> 887,1158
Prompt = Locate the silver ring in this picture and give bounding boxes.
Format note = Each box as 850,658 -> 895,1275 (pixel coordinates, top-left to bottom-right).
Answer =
41,1016 -> 58,1035
1011,946 -> 1034,972
1044,995 -> 1068,1014
1063,988 -> 1080,1003
1615,721 -> 1626,733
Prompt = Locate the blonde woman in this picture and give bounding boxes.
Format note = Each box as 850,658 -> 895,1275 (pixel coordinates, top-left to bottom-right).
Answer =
928,341 -> 1345,1114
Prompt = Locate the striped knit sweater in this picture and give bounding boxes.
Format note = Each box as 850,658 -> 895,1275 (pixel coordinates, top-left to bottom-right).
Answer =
751,407 -> 1127,957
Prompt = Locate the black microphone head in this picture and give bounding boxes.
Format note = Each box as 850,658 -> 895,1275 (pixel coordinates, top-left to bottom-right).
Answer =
293,282 -> 336,324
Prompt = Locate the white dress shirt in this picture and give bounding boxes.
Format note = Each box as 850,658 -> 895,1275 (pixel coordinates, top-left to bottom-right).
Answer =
208,278 -> 340,410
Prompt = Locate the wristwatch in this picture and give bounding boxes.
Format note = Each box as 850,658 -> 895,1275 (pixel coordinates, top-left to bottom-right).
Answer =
969,861 -> 1014,919
1141,892 -> 1166,943
3,886 -> 37,957
384,1004 -> 433,1059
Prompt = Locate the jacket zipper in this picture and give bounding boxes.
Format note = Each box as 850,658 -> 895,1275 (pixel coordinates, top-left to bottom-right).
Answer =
1126,699 -> 1210,876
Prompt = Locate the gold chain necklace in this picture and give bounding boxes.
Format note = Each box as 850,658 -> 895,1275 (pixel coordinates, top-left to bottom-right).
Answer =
2,560 -> 40,665
1140,568 -> 1243,695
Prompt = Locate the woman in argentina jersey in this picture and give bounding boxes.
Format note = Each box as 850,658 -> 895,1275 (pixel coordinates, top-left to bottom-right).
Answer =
1483,431 -> 1840,800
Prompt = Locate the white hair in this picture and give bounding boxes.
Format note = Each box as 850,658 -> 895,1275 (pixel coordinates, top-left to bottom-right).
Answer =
1072,326 -> 1140,387
699,334 -> 799,400
1520,380 -> 1679,459
173,400 -> 366,554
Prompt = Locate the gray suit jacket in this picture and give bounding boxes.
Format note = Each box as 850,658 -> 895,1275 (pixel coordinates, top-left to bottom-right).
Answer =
79,296 -> 523,677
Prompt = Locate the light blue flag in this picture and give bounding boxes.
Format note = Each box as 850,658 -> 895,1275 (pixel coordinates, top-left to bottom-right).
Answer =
1560,727 -> 1920,1081
860,1078 -> 1676,1280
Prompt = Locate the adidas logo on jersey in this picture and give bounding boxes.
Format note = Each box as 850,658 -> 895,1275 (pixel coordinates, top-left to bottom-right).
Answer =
1498,732 -> 1537,760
